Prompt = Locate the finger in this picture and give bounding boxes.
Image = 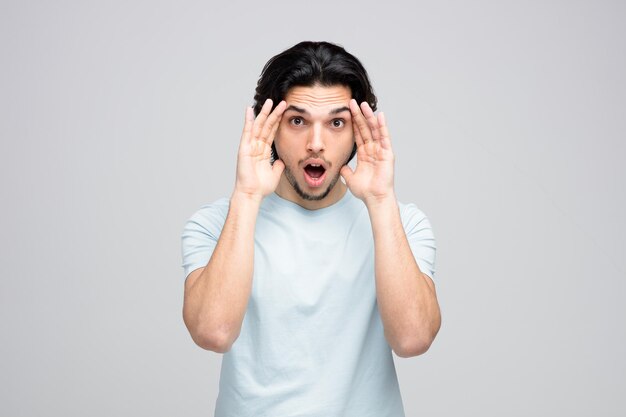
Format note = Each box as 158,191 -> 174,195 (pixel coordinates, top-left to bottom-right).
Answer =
259,100 -> 286,144
240,106 -> 254,144
252,98 -> 273,140
351,112 -> 365,148
271,159 -> 285,183
340,165 -> 354,185
349,99 -> 366,147
360,102 -> 381,142
267,113 -> 282,146
377,112 -> 392,150
350,99 -> 373,145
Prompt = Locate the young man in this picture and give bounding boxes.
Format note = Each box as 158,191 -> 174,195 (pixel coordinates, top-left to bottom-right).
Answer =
181,41 -> 440,416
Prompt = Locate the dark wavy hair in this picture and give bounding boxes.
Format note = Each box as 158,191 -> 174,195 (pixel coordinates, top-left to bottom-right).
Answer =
253,41 -> 377,162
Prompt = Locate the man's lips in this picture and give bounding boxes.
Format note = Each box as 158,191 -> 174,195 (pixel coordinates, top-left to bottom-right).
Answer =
302,158 -> 329,187
301,158 -> 329,171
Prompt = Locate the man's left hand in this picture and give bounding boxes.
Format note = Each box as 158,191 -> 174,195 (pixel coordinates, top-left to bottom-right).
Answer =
340,99 -> 395,205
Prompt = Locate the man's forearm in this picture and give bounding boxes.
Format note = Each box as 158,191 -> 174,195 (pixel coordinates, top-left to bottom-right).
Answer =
366,195 -> 441,357
184,192 -> 261,352
183,99 -> 285,352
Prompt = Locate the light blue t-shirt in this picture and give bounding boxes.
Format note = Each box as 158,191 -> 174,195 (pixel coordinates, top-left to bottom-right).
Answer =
181,189 -> 436,417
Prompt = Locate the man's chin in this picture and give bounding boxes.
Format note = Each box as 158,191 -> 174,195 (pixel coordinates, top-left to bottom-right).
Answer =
291,173 -> 340,201
293,182 -> 333,201
282,163 -> 343,202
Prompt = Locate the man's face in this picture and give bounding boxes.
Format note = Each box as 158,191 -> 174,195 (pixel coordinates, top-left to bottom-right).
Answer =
274,84 -> 354,207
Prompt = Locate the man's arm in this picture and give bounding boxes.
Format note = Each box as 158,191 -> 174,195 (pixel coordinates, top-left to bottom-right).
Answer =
366,197 -> 440,357
182,99 -> 286,353
341,99 -> 441,358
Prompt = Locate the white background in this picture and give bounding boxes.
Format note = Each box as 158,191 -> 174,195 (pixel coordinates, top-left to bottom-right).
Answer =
1,1 -> 624,415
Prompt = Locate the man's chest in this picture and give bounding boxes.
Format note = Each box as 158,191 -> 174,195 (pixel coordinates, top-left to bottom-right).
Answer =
250,211 -> 376,318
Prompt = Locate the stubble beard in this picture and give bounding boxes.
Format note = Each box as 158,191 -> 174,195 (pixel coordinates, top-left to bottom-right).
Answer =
280,151 -> 353,201
283,164 -> 340,201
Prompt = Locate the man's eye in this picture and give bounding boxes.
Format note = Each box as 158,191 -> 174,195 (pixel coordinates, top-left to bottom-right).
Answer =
332,119 -> 345,128
290,117 -> 304,126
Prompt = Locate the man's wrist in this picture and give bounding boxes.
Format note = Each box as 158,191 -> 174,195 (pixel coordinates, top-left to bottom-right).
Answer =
230,189 -> 264,209
364,192 -> 397,211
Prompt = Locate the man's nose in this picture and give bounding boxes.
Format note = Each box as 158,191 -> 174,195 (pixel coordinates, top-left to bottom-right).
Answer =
306,124 -> 325,153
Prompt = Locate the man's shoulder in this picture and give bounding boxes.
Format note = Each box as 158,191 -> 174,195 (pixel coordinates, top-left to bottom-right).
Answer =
198,196 -> 230,212
397,201 -> 431,230
397,200 -> 425,213
185,197 -> 230,230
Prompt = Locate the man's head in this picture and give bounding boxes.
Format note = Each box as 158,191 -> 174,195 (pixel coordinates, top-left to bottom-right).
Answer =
252,41 -> 377,204
253,41 -> 377,163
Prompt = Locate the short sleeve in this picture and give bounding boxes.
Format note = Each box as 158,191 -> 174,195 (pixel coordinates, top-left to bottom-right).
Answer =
399,203 -> 437,280
180,198 -> 229,279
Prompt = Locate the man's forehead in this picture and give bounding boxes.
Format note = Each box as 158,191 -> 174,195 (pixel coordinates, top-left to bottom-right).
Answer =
284,84 -> 352,112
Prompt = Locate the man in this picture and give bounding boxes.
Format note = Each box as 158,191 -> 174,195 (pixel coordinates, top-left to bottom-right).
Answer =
181,41 -> 440,416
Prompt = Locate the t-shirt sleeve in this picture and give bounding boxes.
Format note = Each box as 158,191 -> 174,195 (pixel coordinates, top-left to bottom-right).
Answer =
400,203 -> 437,280
180,199 -> 229,279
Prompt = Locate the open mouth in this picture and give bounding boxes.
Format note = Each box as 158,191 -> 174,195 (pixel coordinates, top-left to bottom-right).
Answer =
303,163 -> 327,187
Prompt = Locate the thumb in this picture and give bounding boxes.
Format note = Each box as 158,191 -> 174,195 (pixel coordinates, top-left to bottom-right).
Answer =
272,159 -> 285,183
340,165 -> 354,185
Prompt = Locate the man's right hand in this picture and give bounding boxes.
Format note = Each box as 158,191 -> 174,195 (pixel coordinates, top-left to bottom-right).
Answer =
183,99 -> 287,352
233,98 -> 287,202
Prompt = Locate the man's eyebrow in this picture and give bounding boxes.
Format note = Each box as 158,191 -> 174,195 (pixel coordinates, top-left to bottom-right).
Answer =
284,105 -> 351,116
329,106 -> 350,115
285,105 -> 309,115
